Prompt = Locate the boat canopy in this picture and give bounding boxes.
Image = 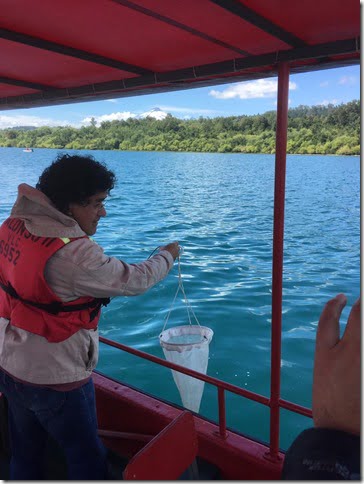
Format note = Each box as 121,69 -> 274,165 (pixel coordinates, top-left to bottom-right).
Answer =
0,0 -> 359,111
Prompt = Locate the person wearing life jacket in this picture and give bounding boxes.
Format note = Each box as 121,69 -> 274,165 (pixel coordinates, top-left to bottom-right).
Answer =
0,154 -> 180,480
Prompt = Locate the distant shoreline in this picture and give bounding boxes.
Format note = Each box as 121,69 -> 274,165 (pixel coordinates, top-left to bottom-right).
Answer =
0,146 -> 359,157
0,101 -> 359,156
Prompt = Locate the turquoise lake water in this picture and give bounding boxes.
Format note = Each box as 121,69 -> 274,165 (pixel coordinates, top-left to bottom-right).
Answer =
0,147 -> 360,450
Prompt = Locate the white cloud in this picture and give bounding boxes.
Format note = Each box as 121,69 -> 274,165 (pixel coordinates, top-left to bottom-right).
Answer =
159,105 -> 219,115
82,111 -> 136,125
105,99 -> 118,103
319,99 -> 340,106
319,81 -> 329,87
338,76 -> 357,86
209,79 -> 297,100
0,114 -> 72,129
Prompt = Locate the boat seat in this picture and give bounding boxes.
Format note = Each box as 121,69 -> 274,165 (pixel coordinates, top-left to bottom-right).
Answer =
123,410 -> 198,480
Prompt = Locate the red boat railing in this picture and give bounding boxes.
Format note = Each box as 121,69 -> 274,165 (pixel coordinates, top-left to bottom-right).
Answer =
100,63 -> 312,463
99,334 -> 312,461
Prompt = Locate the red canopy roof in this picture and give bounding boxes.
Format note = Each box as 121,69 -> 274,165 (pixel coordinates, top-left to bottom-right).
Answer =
0,0 -> 360,110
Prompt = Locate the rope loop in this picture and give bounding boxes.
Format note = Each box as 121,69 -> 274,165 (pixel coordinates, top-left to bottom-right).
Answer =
162,248 -> 200,332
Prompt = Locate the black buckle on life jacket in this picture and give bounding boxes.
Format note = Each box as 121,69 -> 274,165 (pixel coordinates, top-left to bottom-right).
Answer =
89,298 -> 110,322
41,301 -> 64,315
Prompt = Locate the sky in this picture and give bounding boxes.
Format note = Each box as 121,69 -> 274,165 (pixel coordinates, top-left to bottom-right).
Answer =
0,64 -> 359,129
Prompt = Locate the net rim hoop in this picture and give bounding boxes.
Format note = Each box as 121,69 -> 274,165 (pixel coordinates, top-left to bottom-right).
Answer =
159,325 -> 213,347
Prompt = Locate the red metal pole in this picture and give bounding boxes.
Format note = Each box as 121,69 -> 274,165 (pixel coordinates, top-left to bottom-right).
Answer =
217,387 -> 227,438
268,62 -> 289,461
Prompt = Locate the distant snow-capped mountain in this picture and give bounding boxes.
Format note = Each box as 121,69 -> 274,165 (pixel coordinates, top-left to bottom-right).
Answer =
82,107 -> 170,126
137,107 -> 168,120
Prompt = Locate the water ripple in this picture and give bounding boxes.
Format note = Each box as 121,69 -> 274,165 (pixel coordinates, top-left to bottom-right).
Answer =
0,148 -> 359,450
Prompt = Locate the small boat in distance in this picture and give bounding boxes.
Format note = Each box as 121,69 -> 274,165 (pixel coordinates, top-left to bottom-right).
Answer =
23,148 -> 33,152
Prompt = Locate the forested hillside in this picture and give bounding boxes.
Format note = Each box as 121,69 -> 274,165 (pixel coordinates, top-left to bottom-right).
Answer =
0,100 -> 359,155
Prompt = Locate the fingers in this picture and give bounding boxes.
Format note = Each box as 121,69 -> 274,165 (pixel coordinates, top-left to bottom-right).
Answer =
160,241 -> 180,260
341,297 -> 361,345
315,293 -> 347,352
160,241 -> 178,251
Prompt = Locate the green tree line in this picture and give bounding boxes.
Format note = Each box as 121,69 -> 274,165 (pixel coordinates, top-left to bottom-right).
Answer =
0,100 -> 359,155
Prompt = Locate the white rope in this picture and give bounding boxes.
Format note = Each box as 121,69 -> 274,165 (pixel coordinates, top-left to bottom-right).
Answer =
162,248 -> 201,332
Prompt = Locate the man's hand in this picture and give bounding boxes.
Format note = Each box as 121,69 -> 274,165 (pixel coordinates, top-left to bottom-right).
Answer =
160,241 -> 180,261
313,294 -> 361,435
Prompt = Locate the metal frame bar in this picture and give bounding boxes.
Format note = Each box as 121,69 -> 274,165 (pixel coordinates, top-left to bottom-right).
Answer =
0,75 -> 52,91
217,388 -> 227,438
111,0 -> 250,56
0,37 -> 358,110
0,27 -> 151,75
209,0 -> 306,47
268,62 -> 290,461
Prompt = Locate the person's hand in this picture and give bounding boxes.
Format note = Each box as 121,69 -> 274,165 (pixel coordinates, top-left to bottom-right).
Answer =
313,294 -> 361,435
160,241 -> 180,261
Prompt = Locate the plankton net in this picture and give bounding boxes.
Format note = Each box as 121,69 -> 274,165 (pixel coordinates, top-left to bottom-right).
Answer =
159,250 -> 213,413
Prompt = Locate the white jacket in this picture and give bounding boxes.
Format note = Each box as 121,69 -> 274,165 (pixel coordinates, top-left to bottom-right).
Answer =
0,184 -> 174,384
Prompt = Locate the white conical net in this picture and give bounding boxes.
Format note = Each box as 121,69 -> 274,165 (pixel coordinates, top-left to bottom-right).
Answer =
158,249 -> 213,413
160,325 -> 213,412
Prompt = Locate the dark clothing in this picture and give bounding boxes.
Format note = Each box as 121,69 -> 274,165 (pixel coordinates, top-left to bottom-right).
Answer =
0,369 -> 107,479
282,427 -> 360,480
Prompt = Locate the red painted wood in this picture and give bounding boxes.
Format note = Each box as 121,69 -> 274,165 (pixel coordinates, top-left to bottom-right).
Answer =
123,411 -> 197,480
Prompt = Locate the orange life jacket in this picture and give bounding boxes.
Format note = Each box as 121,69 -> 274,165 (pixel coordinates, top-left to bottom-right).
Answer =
0,218 -> 109,343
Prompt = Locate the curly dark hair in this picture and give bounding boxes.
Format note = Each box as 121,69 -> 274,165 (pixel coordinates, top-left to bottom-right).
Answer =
36,154 -> 116,213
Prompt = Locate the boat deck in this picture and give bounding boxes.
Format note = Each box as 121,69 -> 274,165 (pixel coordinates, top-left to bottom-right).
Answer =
0,371 -> 284,479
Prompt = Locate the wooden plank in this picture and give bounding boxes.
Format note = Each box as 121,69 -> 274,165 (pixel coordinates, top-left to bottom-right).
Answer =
123,411 -> 198,480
